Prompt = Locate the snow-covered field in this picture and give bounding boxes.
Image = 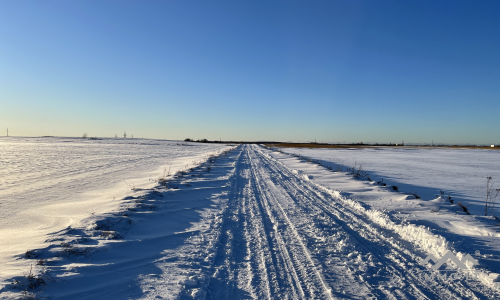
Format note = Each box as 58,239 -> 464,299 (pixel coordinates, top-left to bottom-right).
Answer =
0,137 -> 232,282
273,147 -> 500,216
1,142 -> 500,299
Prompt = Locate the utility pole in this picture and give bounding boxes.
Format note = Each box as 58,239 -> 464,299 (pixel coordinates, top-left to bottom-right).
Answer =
6,128 -> 8,137
124,132 -> 127,138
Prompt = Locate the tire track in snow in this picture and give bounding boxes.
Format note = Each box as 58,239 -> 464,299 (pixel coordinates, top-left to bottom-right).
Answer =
207,147 -> 279,299
207,146 -> 323,299
252,146 -> 434,298
252,148 -> 436,299
247,148 -> 334,300
245,165 -> 303,299
252,145 -> 499,299
204,145 -> 500,299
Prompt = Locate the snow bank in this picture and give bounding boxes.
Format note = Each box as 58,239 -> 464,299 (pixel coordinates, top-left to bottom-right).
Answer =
333,191 -> 500,289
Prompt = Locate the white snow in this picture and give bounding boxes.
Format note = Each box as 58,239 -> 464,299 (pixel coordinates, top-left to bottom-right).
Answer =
272,147 -> 500,216
0,137 -> 232,282
2,142 -> 500,299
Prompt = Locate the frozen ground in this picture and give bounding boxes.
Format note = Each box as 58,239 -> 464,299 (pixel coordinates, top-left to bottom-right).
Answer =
0,137 -> 232,281
1,144 -> 500,299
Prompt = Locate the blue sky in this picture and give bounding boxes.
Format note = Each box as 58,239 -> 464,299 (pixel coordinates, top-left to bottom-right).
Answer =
1,0 -> 499,143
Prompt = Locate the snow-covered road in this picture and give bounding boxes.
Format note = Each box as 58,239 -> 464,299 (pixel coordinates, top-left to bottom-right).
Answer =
3,144 -> 499,299
204,145 -> 498,299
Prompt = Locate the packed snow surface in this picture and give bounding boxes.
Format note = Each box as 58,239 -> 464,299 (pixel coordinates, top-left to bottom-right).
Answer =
0,137 -> 232,280
1,143 -> 500,299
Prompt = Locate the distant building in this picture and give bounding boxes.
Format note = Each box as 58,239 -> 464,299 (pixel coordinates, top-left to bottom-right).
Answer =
492,145 -> 495,148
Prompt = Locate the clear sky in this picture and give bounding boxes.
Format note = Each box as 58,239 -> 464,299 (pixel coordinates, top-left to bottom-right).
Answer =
1,0 -> 499,144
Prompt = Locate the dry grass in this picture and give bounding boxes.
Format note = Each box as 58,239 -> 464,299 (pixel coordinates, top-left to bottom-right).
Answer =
267,143 -> 500,150
57,243 -> 92,258
267,143 -> 377,149
441,146 -> 500,150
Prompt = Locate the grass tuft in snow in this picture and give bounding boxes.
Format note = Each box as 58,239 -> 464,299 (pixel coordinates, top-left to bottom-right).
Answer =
458,202 -> 471,215
485,176 -> 500,216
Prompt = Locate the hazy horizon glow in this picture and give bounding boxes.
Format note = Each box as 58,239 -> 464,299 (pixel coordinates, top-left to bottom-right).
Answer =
1,1 -> 499,144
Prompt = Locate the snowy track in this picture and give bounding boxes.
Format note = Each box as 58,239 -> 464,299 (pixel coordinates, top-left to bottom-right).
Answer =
205,145 -> 499,299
